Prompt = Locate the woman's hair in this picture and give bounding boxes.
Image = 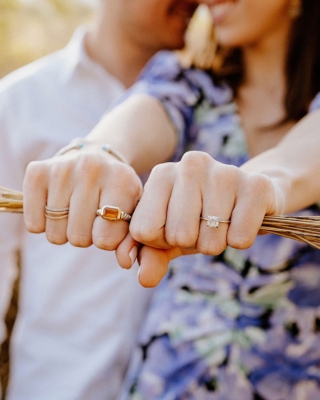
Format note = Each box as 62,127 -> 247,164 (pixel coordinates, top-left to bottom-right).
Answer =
183,0 -> 320,122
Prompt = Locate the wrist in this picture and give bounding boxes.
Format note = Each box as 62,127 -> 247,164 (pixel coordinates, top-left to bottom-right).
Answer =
265,172 -> 292,215
54,138 -> 129,165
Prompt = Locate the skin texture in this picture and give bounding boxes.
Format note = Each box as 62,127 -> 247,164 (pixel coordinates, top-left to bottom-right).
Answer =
131,109 -> 320,287
210,0 -> 292,48
23,0 -> 320,287
86,0 -> 203,87
115,0 -> 201,51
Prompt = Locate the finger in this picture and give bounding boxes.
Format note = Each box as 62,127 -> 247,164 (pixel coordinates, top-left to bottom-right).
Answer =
116,231 -> 141,269
66,180 -> 100,247
93,163 -> 142,251
23,161 -> 48,233
130,163 -> 175,249
137,246 -> 177,288
227,174 -> 272,249
165,159 -> 202,249
138,246 -> 198,288
197,166 -> 238,255
43,162 -> 74,244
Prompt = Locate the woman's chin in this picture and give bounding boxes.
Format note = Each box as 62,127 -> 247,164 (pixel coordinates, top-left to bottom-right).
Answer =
215,29 -> 252,48
216,32 -> 242,48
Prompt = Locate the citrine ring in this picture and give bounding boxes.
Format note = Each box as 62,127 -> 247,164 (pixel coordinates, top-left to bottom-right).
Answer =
96,205 -> 131,221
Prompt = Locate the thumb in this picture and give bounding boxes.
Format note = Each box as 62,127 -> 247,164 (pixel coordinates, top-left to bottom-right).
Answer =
138,246 -> 197,288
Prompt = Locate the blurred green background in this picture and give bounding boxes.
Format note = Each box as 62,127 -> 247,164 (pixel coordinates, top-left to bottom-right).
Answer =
0,0 -> 94,78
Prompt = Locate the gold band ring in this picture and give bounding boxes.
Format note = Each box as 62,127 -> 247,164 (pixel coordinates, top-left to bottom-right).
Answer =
96,205 -> 131,222
200,215 -> 230,228
45,206 -> 69,220
45,206 -> 69,213
45,213 -> 69,220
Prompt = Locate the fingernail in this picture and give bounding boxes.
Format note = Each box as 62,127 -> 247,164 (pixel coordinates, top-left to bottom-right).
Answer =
129,246 -> 138,267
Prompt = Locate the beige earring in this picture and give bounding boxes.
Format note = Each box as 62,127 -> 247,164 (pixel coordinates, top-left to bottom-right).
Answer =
289,0 -> 302,18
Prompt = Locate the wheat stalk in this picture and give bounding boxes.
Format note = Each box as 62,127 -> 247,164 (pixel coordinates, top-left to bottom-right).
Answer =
1,186 -> 320,250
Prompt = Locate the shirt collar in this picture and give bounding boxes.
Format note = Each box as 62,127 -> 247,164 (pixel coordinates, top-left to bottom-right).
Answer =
61,25 -> 125,92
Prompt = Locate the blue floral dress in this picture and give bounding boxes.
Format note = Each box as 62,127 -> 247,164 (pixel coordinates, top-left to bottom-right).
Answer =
121,52 -> 320,400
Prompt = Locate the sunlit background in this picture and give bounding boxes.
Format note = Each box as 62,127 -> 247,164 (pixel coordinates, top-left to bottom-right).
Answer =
0,0 -> 95,78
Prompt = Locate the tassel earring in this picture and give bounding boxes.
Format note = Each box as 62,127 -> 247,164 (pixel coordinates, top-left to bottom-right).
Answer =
289,0 -> 302,18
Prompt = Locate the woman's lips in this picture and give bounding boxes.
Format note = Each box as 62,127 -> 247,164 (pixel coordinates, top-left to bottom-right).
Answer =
211,1 -> 236,24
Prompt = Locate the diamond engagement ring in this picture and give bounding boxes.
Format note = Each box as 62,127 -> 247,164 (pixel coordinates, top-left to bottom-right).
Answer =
200,215 -> 230,228
45,206 -> 69,220
96,205 -> 131,221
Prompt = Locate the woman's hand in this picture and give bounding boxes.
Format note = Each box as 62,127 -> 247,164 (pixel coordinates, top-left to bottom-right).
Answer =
23,145 -> 143,266
126,151 -> 279,287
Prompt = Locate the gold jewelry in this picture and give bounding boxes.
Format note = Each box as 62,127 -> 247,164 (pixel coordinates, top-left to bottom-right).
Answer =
289,0 -> 302,18
200,215 -> 230,228
54,138 -> 129,165
45,214 -> 69,220
45,206 -> 69,220
96,205 -> 131,222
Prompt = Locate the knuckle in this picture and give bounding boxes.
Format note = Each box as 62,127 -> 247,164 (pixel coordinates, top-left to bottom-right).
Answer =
216,164 -> 240,186
180,151 -> 212,174
227,233 -> 254,250
165,228 -> 195,248
68,233 -> 92,248
197,237 -> 226,255
50,161 -> 73,186
74,154 -> 102,178
227,164 -> 241,180
25,220 -> 44,234
93,236 -> 117,251
95,241 -> 112,251
79,156 -> 142,200
24,161 -> 47,186
117,168 -> 142,200
46,232 -> 68,246
245,173 -> 272,201
149,163 -> 174,181
130,224 -> 159,244
130,181 -> 143,201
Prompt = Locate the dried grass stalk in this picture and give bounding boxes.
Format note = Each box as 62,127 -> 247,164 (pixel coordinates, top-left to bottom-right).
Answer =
0,186 -> 23,213
1,186 -> 320,250
260,216 -> 320,250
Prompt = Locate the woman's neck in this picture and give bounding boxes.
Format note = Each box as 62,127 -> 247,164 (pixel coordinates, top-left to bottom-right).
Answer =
241,21 -> 292,94
236,21 -> 295,157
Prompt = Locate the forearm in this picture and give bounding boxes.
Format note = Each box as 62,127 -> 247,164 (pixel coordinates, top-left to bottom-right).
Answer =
241,110 -> 320,214
86,94 -> 177,174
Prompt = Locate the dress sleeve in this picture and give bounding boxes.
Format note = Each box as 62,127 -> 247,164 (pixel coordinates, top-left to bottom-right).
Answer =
115,51 -> 198,160
113,51 -> 232,161
309,92 -> 320,112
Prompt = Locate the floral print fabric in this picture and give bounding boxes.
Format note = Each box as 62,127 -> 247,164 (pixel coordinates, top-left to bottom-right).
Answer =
122,52 -> 320,400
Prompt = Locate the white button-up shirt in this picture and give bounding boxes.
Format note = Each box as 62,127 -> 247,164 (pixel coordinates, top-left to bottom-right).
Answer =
0,27 -> 153,400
